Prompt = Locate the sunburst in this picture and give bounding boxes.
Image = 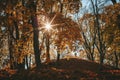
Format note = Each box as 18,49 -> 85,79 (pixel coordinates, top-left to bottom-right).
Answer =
39,14 -> 59,33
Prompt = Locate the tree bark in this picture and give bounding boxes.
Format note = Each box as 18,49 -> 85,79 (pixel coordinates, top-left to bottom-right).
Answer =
8,35 -> 14,69
14,20 -> 26,70
57,47 -> 60,61
29,54 -> 32,68
90,53 -> 94,61
17,59 -> 25,70
114,51 -> 118,68
29,0 -> 41,68
100,54 -> 104,64
14,21 -> 19,39
45,33 -> 50,62
25,55 -> 29,69
82,32 -> 95,61
91,0 -> 106,64
32,16 -> 41,68
111,0 -> 117,4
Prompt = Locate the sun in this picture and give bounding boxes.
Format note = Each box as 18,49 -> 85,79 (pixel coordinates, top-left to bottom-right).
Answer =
38,14 -> 60,32
45,22 -> 51,31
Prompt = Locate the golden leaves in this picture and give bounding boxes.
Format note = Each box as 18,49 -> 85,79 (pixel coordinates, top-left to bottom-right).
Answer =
48,13 -> 81,50
100,3 -> 120,53
39,0 -> 82,14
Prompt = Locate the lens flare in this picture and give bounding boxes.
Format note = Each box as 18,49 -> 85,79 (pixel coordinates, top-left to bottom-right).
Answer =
45,22 -> 51,30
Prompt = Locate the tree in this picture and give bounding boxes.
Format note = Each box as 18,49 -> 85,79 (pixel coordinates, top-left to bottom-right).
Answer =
0,0 -> 19,69
79,13 -> 96,61
37,0 -> 82,62
50,13 -> 81,61
0,0 -> 37,69
0,27 -> 9,69
0,0 -> 82,68
26,0 -> 42,68
89,0 -> 108,64
101,3 -> 120,68
111,0 -> 117,4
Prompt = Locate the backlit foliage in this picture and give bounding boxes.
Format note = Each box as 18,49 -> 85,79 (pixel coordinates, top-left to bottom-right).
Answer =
51,13 -> 81,50
0,0 -> 120,69
38,0 -> 81,14
79,1 -> 120,67
101,3 -> 120,67
79,13 -> 96,61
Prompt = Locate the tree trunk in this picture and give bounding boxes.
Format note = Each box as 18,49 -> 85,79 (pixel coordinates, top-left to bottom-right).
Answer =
14,21 -> 19,39
90,53 -> 94,61
117,15 -> 120,29
25,55 -> 29,69
17,59 -> 25,70
100,54 -> 104,64
57,47 -> 60,61
111,0 -> 117,4
114,51 -> 118,68
91,0 -> 106,64
8,35 -> 14,69
59,1 -> 63,13
32,16 -> 41,68
46,33 -> 50,62
29,0 -> 41,68
14,20 -> 26,69
57,53 -> 60,61
29,54 -> 32,68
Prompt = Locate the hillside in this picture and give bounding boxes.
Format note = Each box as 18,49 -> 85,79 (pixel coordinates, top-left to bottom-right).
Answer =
0,58 -> 120,80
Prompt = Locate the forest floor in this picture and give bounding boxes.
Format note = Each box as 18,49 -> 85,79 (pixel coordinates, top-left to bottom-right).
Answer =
0,58 -> 120,80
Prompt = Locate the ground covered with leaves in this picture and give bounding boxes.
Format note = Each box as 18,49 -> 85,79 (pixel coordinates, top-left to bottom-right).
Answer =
0,58 -> 120,80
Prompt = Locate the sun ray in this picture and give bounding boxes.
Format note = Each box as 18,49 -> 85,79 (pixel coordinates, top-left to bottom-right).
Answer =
49,14 -> 57,24
38,14 -> 62,33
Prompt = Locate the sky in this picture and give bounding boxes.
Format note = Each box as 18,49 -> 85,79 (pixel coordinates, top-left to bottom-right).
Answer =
74,0 -> 120,19
81,0 -> 120,9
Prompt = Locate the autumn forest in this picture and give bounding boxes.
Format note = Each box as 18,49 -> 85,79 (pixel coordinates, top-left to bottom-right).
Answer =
0,0 -> 120,80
